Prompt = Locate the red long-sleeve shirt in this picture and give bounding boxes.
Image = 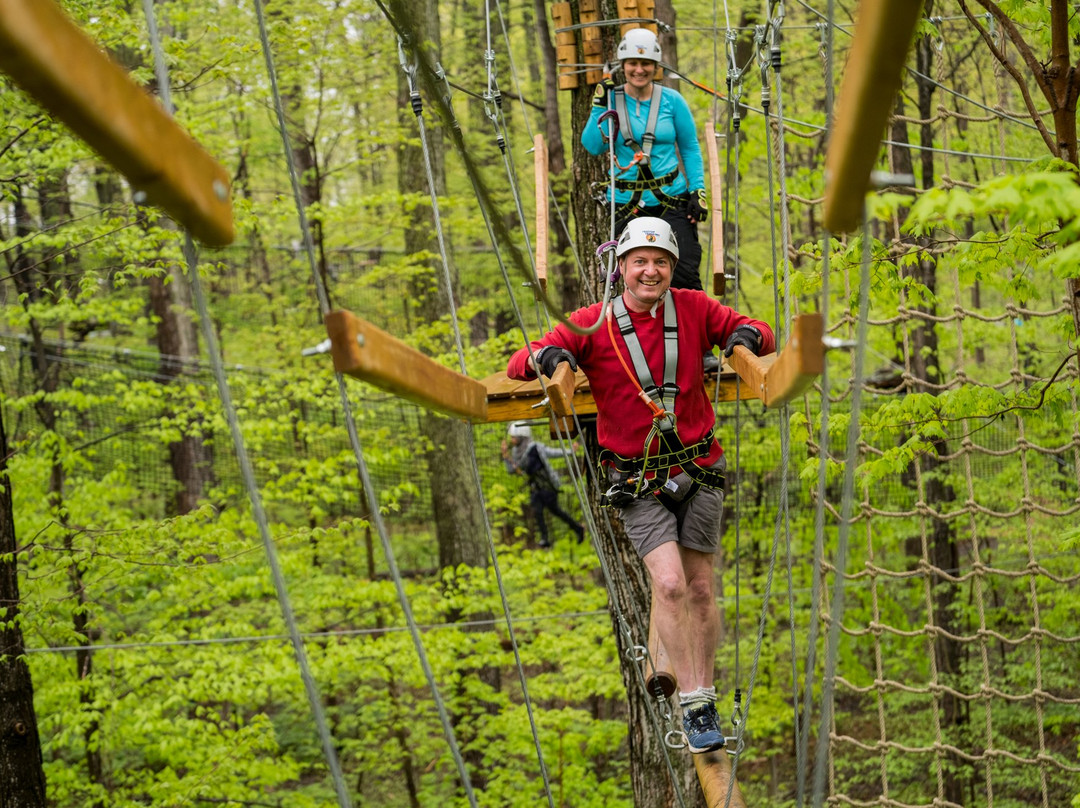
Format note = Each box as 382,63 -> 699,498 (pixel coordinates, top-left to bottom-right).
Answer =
507,289 -> 775,467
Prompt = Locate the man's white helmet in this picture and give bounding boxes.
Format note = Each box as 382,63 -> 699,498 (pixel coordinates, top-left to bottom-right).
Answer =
616,28 -> 662,63
616,217 -> 680,262
507,422 -> 531,439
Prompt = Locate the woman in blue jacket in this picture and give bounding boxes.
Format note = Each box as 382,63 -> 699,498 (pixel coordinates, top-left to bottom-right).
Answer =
582,27 -> 708,292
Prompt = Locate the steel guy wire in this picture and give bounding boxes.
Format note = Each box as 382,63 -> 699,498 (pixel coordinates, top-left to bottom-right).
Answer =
399,37 -> 557,807
251,2 -> 478,804
140,2 -> 353,805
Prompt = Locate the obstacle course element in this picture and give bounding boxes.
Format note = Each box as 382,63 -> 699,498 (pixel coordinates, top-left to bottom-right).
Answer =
704,122 -> 726,296
822,0 -> 924,233
484,313 -> 824,421
324,310 -> 488,422
0,0 -> 234,246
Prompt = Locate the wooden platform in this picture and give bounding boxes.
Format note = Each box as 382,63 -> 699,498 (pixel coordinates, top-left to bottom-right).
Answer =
481,360 -> 767,424
326,310 -> 823,423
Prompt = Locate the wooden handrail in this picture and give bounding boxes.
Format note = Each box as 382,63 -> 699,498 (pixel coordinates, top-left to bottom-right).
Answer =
0,0 -> 234,246
725,313 -> 824,408
704,121 -> 726,296
324,310 -> 488,422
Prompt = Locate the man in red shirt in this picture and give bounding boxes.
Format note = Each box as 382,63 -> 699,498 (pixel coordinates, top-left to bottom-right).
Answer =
507,217 -> 773,757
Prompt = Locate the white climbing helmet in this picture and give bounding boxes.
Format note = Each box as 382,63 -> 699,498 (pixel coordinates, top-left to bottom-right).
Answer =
616,28 -> 662,63
507,422 -> 531,439
615,217 -> 680,262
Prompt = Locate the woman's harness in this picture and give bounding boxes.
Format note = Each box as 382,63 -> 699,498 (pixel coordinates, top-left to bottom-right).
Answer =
609,85 -> 683,218
599,292 -> 725,509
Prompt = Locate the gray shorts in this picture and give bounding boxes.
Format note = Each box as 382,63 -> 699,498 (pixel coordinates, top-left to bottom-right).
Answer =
616,456 -> 726,558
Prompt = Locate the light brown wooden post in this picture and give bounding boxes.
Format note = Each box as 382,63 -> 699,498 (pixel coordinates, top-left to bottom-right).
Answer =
637,0 -> 657,33
534,134 -> 549,293
324,310 -> 488,422
704,121 -> 726,296
726,313 -> 824,408
552,3 -> 578,90
822,0 -> 924,233
579,0 -> 603,85
645,603 -> 677,699
547,362 -> 579,418
693,748 -> 748,808
617,0 -> 639,35
0,0 -> 234,246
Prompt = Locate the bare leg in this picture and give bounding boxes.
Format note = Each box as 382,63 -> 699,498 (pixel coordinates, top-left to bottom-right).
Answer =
680,546 -> 720,688
642,541 -> 699,690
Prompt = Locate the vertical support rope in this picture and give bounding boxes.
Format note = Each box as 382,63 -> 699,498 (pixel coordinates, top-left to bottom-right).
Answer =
248,4 -> 479,804
810,212 -> 872,808
796,3 -> 833,803
138,3 -> 353,805
398,41 -> 558,808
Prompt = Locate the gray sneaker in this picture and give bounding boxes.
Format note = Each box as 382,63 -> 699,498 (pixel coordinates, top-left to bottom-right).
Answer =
682,702 -> 725,753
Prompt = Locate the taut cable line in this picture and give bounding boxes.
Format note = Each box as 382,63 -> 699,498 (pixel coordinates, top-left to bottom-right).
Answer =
140,1 -> 352,805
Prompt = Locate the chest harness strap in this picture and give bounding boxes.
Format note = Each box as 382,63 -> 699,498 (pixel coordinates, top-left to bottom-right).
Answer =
611,85 -> 682,218
599,293 -> 725,507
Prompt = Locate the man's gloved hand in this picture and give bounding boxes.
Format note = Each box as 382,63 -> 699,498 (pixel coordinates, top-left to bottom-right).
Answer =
593,79 -> 615,108
723,325 -> 763,357
687,188 -> 708,223
535,345 -> 579,378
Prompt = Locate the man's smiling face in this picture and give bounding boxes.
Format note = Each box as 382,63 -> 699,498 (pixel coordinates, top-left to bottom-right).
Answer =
620,246 -> 674,312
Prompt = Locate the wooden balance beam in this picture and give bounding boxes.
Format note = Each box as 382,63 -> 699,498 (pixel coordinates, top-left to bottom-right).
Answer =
483,313 -> 824,422
0,0 -> 234,246
822,0 -> 924,233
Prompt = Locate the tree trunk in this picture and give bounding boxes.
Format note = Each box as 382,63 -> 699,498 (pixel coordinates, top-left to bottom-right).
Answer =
145,221 -> 211,516
396,3 -> 495,796
0,407 -> 48,807
569,3 -> 704,805
10,179 -> 106,805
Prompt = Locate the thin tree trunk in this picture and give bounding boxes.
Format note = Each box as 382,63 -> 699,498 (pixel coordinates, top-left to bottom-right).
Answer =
0,406 -> 48,806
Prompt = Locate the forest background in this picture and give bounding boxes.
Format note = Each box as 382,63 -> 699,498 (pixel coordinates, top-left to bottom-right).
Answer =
1,0 -> 1079,807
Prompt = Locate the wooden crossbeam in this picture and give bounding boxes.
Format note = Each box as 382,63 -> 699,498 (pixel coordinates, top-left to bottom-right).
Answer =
726,313 -> 824,408
0,0 -> 234,246
484,314 -> 824,422
822,0 -> 924,233
481,366 -> 762,424
694,748 -> 747,807
325,310 -> 488,422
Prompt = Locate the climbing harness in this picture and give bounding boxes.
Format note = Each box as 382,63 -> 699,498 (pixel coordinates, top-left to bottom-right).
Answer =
592,83 -> 685,220
597,292 -> 726,509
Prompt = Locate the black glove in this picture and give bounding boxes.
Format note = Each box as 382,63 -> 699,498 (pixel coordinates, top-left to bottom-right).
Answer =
687,188 -> 708,223
593,79 -> 615,108
535,345 -> 578,377
723,325 -> 762,357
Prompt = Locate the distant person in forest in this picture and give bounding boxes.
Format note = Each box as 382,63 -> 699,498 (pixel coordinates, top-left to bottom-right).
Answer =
501,422 -> 585,548
583,27 -> 717,368
506,217 -> 772,764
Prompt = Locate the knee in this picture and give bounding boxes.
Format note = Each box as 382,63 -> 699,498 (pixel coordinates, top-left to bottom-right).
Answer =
685,576 -> 716,610
652,572 -> 689,606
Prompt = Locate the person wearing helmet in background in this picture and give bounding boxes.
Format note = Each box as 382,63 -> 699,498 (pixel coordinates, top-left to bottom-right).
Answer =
501,422 -> 585,548
582,29 -> 710,324
506,217 -> 771,769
